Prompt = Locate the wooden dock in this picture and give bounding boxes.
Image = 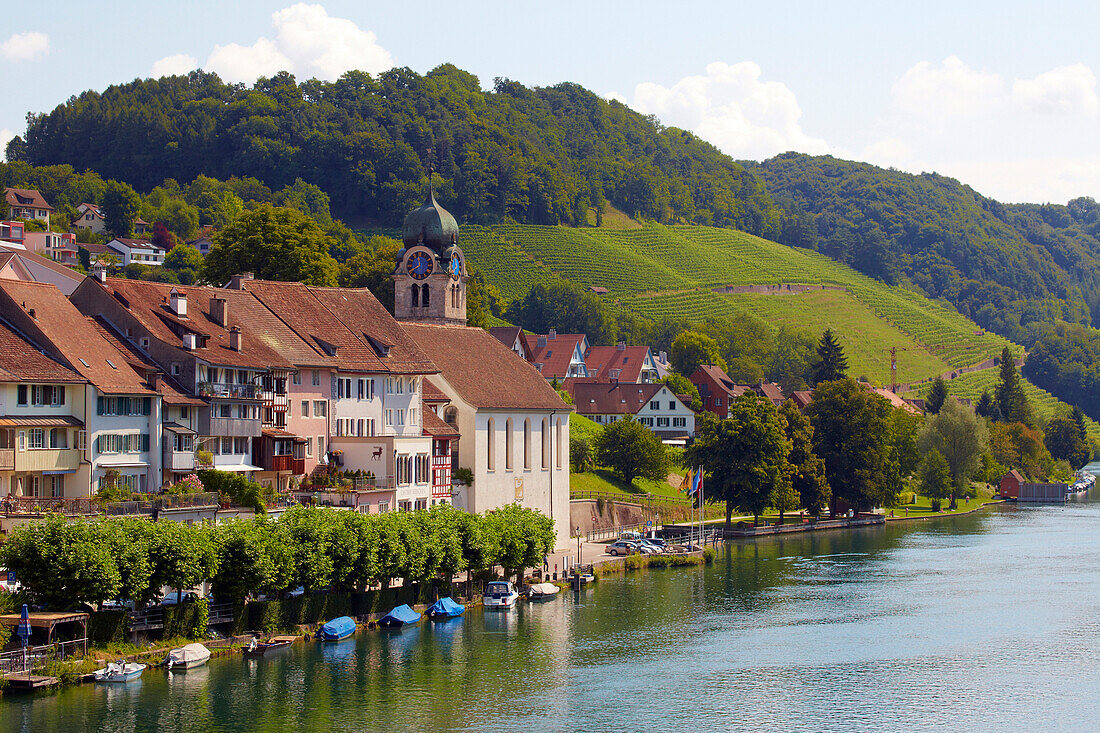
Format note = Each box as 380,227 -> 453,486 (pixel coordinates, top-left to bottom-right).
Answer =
723,514 -> 886,538
5,673 -> 59,690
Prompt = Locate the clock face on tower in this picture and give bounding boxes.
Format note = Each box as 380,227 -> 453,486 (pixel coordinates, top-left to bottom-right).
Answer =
407,251 -> 433,280
449,256 -> 462,280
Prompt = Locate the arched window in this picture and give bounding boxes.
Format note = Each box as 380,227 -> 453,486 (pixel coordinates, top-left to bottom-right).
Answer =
410,285 -> 419,308
541,417 -> 549,469
555,418 -> 563,468
443,406 -> 458,425
505,418 -> 514,470
486,417 -> 495,471
422,284 -> 430,307
523,418 -> 531,469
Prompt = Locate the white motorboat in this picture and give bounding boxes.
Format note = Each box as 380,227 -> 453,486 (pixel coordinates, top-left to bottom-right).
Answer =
483,581 -> 519,609
164,643 -> 211,670
527,582 -> 561,600
94,660 -> 146,682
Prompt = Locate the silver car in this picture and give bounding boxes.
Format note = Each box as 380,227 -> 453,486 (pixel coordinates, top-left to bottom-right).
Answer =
606,540 -> 640,556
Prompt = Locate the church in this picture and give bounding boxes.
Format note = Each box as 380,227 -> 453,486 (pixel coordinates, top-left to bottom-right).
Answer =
393,184 -> 573,548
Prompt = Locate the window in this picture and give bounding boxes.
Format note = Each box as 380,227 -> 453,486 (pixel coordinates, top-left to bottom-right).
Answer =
716,398 -> 723,406
673,417 -> 686,427
669,401 -> 677,410
49,428 -> 67,449
26,475 -> 41,498
97,396 -> 150,416
17,385 -> 26,406
357,379 -> 365,399
396,454 -> 412,485
172,362 -> 181,375
415,454 -> 429,484
384,409 -> 393,427
523,419 -> 531,469
312,370 -> 320,386
96,433 -> 149,453
487,418 -> 496,471
25,385 -> 65,406
180,406 -> 189,419
313,400 -> 327,417
408,408 -> 417,426
219,436 -> 232,454
292,371 -> 301,385
657,417 -> 670,427
542,418 -> 550,468
366,379 -> 375,399
409,378 -> 418,395
594,415 -> 602,424
27,428 -> 45,449
237,404 -> 249,419
505,418 -> 514,470
301,400 -> 309,417
48,475 -> 63,498
396,410 -> 405,427
411,285 -> 419,308
304,437 -> 313,457
640,417 -> 654,427
378,501 -> 389,513
555,418 -> 562,468
140,337 -> 150,350
650,400 -> 660,410
422,284 -> 430,308
234,437 -> 250,454
317,436 -> 324,455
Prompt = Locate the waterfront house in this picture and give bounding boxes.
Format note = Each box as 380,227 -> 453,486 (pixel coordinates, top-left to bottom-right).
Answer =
999,469 -> 1025,500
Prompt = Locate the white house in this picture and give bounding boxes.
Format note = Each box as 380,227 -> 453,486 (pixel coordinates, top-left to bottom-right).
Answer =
571,381 -> 694,445
106,238 -> 166,266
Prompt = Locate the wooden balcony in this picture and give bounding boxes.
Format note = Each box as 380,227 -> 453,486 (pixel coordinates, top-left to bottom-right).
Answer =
269,455 -> 305,474
163,449 -> 195,472
17,448 -> 81,472
0,448 -> 14,471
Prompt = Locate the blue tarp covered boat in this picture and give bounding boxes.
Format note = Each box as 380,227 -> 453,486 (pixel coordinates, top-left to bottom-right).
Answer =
378,604 -> 422,628
426,597 -> 465,619
318,615 -> 356,641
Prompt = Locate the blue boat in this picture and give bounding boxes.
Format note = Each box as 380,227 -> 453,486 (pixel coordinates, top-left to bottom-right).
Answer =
378,604 -> 421,628
426,597 -> 465,620
318,615 -> 356,641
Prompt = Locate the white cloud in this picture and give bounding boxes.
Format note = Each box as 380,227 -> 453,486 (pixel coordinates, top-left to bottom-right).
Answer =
1,31 -> 49,62
0,129 -> 13,162
1012,64 -> 1099,117
202,3 -> 393,84
625,61 -> 829,160
151,53 -> 199,78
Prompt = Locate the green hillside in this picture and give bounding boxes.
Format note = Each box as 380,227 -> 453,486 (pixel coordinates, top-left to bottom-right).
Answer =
462,222 -> 1018,386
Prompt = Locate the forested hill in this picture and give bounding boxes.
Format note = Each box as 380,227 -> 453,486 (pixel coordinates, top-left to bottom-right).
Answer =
750,153 -> 1100,344
15,65 -> 779,236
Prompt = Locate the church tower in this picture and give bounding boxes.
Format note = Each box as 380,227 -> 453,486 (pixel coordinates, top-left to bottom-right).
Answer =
393,176 -> 467,325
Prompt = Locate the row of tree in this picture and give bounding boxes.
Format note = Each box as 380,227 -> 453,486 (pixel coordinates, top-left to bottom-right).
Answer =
0,504 -> 555,611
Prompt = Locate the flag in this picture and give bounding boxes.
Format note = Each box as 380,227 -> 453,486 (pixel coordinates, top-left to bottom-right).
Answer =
679,469 -> 694,495
690,468 -> 703,497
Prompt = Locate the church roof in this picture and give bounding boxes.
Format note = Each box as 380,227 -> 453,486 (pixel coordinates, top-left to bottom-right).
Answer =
402,190 -> 459,253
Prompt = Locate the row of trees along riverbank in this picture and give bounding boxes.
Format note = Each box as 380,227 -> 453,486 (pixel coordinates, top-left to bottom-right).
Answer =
0,504 -> 555,614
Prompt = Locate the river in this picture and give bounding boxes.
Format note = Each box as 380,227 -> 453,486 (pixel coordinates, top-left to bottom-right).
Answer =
5,493 -> 1100,733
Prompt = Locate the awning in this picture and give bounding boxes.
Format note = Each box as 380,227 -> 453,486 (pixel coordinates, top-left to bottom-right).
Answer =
95,459 -> 149,468
42,469 -> 77,475
0,415 -> 83,428
163,422 -> 196,435
214,464 -> 263,473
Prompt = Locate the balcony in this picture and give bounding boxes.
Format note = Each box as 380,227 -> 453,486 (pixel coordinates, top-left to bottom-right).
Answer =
163,449 -> 195,472
269,455 -> 305,474
0,448 -> 14,471
198,382 -> 259,400
17,448 -> 82,472
197,415 -> 262,437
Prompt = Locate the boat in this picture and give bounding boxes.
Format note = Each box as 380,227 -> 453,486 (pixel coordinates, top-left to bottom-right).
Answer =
378,604 -> 422,628
243,637 -> 294,657
164,643 -> 211,670
483,581 -> 519,609
94,660 -> 146,682
426,597 -> 465,619
318,615 -> 357,642
527,582 -> 561,600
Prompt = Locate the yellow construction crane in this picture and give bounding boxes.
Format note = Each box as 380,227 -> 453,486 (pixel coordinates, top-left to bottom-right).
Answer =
885,346 -> 909,393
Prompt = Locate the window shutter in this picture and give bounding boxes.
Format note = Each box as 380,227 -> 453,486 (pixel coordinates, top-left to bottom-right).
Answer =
142,434 -> 150,452
143,397 -> 151,415
17,385 -> 27,405
58,387 -> 65,405
95,434 -> 102,452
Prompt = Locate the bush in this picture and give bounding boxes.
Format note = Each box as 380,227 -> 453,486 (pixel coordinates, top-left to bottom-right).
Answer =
703,547 -> 716,564
88,610 -> 129,645
163,598 -> 209,639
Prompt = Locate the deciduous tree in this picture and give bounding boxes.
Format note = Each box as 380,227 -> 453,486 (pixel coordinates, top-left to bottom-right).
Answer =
919,400 -> 988,508
595,415 -> 669,487
670,330 -> 725,376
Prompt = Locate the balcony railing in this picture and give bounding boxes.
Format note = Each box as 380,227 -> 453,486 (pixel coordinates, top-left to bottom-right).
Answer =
0,448 -> 14,471
163,449 -> 196,472
17,448 -> 81,472
198,382 -> 259,399
269,455 -> 306,474
1,496 -> 97,516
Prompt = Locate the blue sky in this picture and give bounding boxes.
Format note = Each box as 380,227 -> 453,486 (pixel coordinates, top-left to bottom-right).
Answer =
3,1 -> 1100,203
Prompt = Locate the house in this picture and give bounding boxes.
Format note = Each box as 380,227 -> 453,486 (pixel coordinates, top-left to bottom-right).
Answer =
999,469 -> 1025,500
393,186 -> 572,547
690,364 -> 747,418
790,390 -> 813,411
753,381 -> 786,407
489,326 -> 531,361
583,342 -> 659,383
4,189 -> 53,223
22,231 -> 78,265
0,221 -> 25,247
526,330 -> 589,380
133,218 -> 149,236
863,384 -> 923,415
72,204 -> 153,238
0,245 -> 85,296
587,286 -> 609,295
105,238 -> 166,266
0,280 -> 162,495
187,235 -> 214,256
571,381 -> 694,445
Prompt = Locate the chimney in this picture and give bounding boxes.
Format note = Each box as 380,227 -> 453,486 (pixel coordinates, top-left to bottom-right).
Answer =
230,326 -> 242,352
616,341 -> 626,350
228,272 -> 253,290
537,335 -> 547,348
169,288 -> 187,317
549,328 -> 557,340
182,333 -> 197,350
210,296 -> 228,327
148,373 -> 163,392
93,263 -> 107,283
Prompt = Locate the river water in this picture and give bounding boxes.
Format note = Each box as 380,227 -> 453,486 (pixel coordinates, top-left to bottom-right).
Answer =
5,494 -> 1100,733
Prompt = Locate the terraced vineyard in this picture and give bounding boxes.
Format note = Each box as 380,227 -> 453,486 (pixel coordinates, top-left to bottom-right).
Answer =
461,221 -> 1019,384
902,371 -> 1100,442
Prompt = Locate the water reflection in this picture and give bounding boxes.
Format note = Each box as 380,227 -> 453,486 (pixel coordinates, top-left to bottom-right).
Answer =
8,502 -> 1100,732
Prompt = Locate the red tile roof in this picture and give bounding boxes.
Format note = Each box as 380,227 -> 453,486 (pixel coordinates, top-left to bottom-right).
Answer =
4,188 -> 53,212
89,316 -> 203,405
692,364 -> 741,396
421,378 -> 450,403
401,322 -> 571,411
790,391 -> 813,410
0,319 -> 84,383
421,405 -> 460,437
572,381 -> 664,415
753,381 -> 786,405
0,280 -> 152,394
583,345 -> 652,383
525,333 -> 587,379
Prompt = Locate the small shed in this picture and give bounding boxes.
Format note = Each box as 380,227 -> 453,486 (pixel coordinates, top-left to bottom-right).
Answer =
0,611 -> 89,653
999,469 -> 1025,499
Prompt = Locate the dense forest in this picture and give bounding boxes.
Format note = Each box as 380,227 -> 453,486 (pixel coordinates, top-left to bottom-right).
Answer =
750,153 -> 1100,344
12,65 -> 780,235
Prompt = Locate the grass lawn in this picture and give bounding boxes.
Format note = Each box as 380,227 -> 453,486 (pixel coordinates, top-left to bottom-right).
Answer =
570,468 -> 686,500
888,483 -> 999,519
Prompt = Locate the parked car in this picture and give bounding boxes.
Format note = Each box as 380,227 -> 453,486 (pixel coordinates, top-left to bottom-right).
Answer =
159,591 -> 201,606
639,538 -> 667,551
606,540 -> 640,556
